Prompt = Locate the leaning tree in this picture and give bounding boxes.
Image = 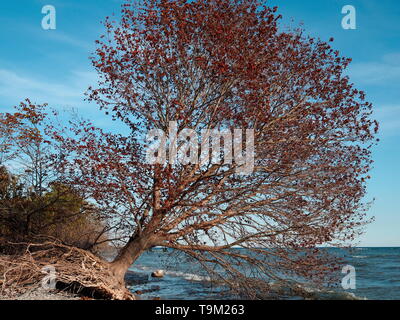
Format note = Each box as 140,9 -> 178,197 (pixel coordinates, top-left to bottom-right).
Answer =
53,0 -> 377,297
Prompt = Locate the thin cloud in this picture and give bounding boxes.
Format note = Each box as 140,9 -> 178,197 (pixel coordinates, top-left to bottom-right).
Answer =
374,105 -> 400,136
348,53 -> 400,85
0,68 -> 120,132
0,68 -> 98,110
42,31 -> 94,51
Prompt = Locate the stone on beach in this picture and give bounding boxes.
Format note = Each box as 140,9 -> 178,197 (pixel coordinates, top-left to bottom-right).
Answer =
151,270 -> 165,278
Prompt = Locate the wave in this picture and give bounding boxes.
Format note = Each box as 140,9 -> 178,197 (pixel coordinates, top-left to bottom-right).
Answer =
129,265 -> 368,300
166,270 -> 212,282
131,264 -> 152,272
268,281 -> 367,300
309,289 -> 367,300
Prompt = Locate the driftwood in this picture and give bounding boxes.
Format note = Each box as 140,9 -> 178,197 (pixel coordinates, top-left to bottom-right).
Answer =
0,241 -> 134,300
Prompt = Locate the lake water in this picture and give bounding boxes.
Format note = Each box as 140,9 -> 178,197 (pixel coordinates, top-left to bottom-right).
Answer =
125,247 -> 400,300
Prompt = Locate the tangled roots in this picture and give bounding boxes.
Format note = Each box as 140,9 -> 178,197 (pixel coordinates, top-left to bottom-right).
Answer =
0,242 -> 134,300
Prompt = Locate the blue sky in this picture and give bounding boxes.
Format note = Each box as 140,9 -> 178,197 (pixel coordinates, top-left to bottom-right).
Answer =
0,0 -> 399,246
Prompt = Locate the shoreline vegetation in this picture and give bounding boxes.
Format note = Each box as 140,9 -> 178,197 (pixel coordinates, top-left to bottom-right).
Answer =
0,270 -> 159,301
0,248 -> 162,301
0,243 -> 134,300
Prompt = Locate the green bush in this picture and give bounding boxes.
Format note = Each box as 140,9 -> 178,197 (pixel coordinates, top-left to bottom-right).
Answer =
0,166 -> 108,253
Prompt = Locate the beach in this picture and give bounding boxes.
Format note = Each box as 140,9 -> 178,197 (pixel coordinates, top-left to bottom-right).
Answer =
2,247 -> 399,300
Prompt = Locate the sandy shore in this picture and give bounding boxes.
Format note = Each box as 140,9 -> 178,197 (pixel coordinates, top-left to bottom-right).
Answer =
1,287 -> 80,300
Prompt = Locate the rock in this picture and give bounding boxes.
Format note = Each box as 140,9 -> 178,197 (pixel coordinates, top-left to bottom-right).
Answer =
134,286 -> 160,295
151,270 -> 165,278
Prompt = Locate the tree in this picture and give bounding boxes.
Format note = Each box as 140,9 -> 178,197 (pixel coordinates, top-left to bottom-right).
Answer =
0,103 -> 109,253
0,100 -> 46,167
53,0 -> 377,297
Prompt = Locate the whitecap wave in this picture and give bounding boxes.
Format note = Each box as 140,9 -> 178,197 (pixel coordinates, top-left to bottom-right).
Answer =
166,270 -> 212,282
268,281 -> 367,300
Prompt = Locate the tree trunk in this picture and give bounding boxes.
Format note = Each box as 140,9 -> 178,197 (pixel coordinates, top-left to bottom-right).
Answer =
109,233 -> 155,284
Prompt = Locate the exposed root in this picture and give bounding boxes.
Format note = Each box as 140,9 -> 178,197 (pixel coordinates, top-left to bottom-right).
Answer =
0,241 -> 135,300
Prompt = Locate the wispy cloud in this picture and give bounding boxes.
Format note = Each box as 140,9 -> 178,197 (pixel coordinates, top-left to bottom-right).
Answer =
0,68 -> 126,132
374,105 -> 400,137
41,31 -> 94,51
0,68 -> 98,110
348,53 -> 400,85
